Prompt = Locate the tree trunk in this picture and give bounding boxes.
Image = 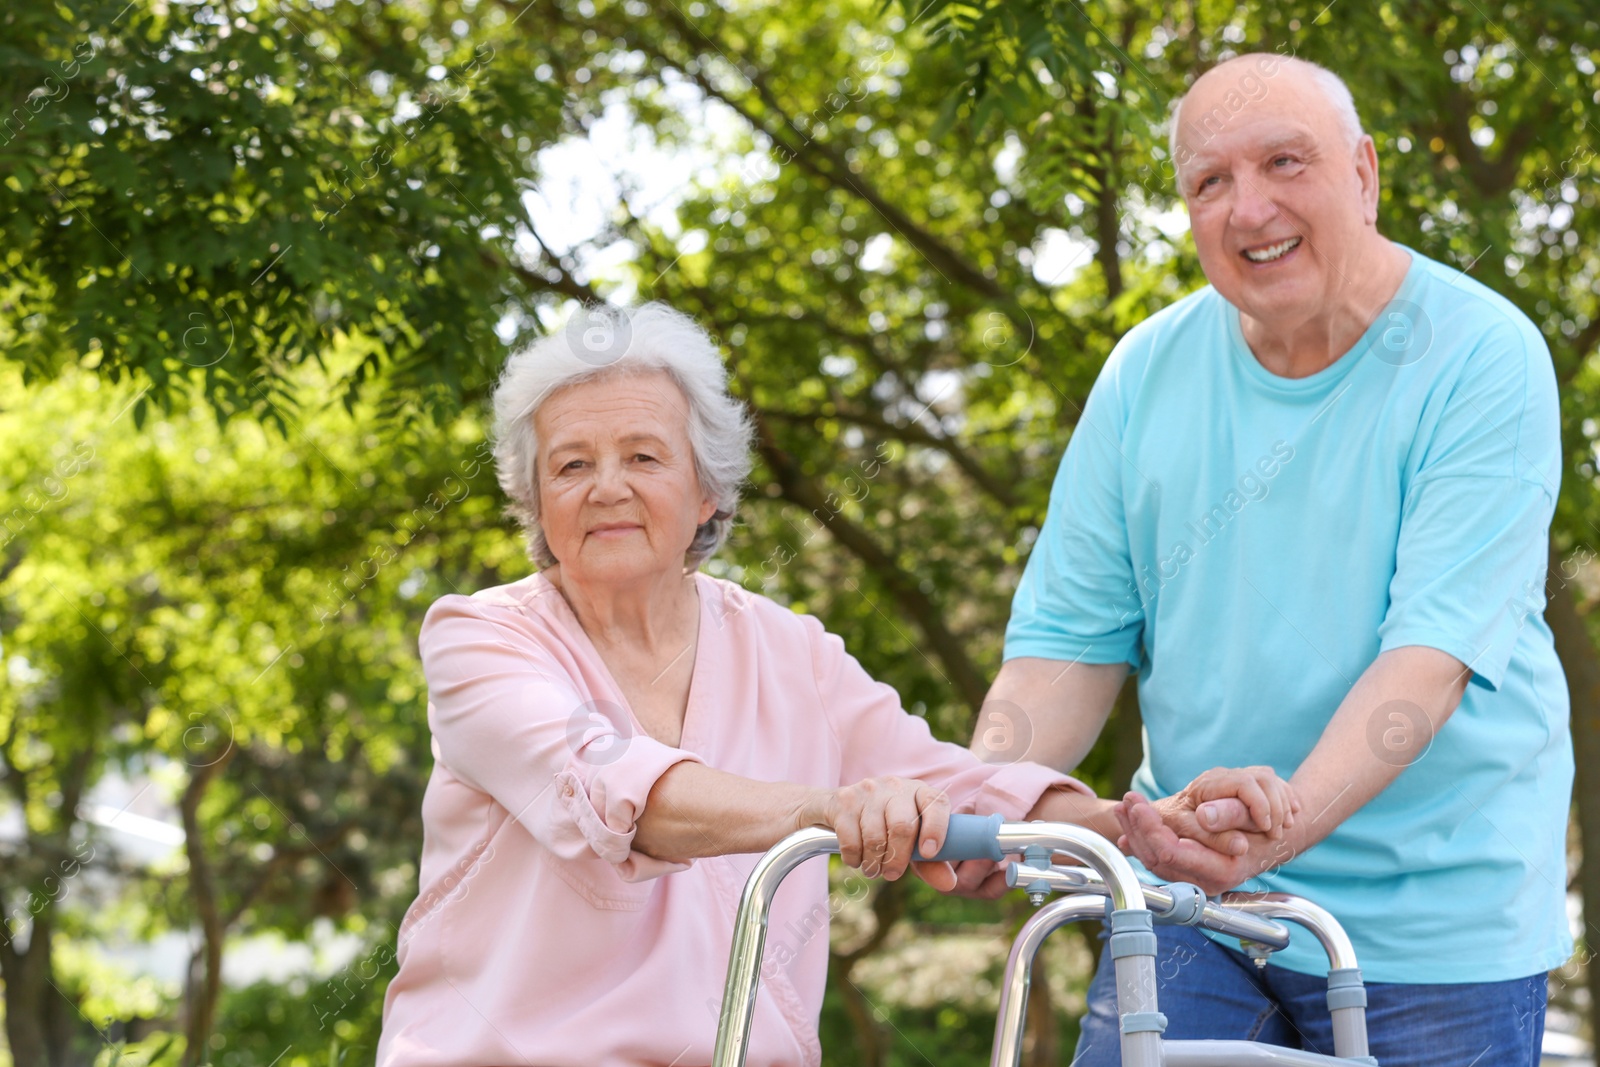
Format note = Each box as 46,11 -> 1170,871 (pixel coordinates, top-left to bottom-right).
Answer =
180,746 -> 236,1067
1543,538 -> 1600,1045
0,748 -> 99,1067
828,879 -> 903,1067
1081,89 -> 1124,304
0,910 -> 85,1067
1,914 -> 50,1067
832,967 -> 885,1067
1022,953 -> 1057,1067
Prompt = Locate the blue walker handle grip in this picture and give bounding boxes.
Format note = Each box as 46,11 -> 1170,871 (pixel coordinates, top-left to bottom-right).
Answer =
915,812 -> 1005,863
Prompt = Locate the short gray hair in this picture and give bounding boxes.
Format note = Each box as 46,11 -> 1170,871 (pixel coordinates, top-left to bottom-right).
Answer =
491,302 -> 756,569
1167,54 -> 1364,169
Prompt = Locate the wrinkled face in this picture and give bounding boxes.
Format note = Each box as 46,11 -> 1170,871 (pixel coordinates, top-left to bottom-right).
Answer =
534,370 -> 714,583
1174,57 -> 1378,330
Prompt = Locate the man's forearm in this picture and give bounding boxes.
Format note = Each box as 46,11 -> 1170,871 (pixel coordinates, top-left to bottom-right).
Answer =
1230,644 -> 1472,876
1117,644 -> 1477,895
971,656 -> 1128,773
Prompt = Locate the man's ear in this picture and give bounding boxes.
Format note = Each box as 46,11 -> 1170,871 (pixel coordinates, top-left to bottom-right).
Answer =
1356,134 -> 1381,225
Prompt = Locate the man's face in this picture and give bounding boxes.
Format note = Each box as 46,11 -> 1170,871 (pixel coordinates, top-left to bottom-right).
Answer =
1175,62 -> 1377,330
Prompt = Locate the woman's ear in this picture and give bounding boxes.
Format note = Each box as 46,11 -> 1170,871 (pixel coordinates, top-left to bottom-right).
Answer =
698,495 -> 717,525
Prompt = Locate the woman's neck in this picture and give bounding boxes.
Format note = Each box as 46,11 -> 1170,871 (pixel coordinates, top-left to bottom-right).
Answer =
545,565 -> 699,656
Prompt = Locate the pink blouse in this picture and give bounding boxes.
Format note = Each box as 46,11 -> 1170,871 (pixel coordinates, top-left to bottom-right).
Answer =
376,571 -> 1089,1067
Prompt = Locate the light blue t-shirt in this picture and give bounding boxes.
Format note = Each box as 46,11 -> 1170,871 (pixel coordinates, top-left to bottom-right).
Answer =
1005,246 -> 1573,982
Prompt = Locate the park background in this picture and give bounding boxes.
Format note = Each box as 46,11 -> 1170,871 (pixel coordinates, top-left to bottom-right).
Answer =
2,0 -> 1598,1063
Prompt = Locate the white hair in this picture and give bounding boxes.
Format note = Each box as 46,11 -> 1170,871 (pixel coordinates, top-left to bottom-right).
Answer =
491,302 -> 756,569
1166,54 -> 1364,168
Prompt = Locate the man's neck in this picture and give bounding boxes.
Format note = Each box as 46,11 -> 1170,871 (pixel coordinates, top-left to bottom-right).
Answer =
1240,238 -> 1413,379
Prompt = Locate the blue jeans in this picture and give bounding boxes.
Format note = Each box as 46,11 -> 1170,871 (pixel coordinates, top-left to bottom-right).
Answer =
1072,923 -> 1547,1066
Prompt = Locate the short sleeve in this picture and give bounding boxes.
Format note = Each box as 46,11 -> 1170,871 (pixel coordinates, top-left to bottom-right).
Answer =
1378,325 -> 1560,690
1004,356 -> 1143,668
804,614 -> 1094,816
420,594 -> 703,881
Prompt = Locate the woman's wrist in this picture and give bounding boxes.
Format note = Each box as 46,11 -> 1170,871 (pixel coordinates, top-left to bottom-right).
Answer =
1027,786 -> 1122,841
783,785 -> 834,838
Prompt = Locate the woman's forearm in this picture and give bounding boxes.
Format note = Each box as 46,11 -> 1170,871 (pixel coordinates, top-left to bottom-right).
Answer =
633,761 -> 826,862
1027,784 -> 1123,840
634,765 -> 1126,871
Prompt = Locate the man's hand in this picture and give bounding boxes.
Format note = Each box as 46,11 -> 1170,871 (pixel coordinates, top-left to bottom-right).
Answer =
1111,764 -> 1297,863
1115,792 -> 1297,896
1110,765 -> 1301,894
943,783 -> 1270,899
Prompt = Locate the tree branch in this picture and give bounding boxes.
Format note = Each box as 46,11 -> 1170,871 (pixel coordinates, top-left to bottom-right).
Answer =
221,819 -> 358,930
832,878 -> 904,965
594,2 -> 1011,303
484,242 -> 599,305
1081,88 -> 1124,301
1558,314 -> 1600,389
757,427 -> 989,711
1435,89 -> 1555,199
766,406 -> 1018,510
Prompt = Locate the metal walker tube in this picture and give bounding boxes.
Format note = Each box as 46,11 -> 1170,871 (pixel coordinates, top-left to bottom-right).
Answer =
987,882 -> 1373,1064
1220,894 -> 1371,1061
990,896 -> 1108,1067
711,820 -> 1152,1067
989,826 -> 1166,1067
710,827 -> 838,1067
1006,865 -> 1294,950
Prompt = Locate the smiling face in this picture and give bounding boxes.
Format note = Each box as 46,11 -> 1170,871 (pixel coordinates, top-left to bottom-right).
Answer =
1175,56 -> 1381,333
534,370 -> 715,585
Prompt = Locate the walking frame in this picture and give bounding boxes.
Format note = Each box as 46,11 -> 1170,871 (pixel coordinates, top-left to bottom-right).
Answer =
713,813 -> 1377,1067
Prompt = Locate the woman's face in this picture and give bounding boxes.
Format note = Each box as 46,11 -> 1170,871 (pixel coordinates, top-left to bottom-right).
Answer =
534,370 -> 715,584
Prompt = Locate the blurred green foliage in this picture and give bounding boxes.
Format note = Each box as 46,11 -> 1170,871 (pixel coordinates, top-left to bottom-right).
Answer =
1,0 -> 561,426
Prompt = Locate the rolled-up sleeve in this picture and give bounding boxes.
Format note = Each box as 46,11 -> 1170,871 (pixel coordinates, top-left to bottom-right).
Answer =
804,614 -> 1093,816
420,594 -> 703,881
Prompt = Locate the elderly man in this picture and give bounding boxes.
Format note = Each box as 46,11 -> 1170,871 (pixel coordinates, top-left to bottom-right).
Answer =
967,54 -> 1572,1064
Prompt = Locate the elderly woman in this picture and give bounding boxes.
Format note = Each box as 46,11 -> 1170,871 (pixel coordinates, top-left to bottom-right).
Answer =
376,304 -> 1279,1067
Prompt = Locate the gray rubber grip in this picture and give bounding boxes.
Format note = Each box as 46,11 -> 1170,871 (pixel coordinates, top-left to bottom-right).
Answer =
915,812 -> 1005,862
